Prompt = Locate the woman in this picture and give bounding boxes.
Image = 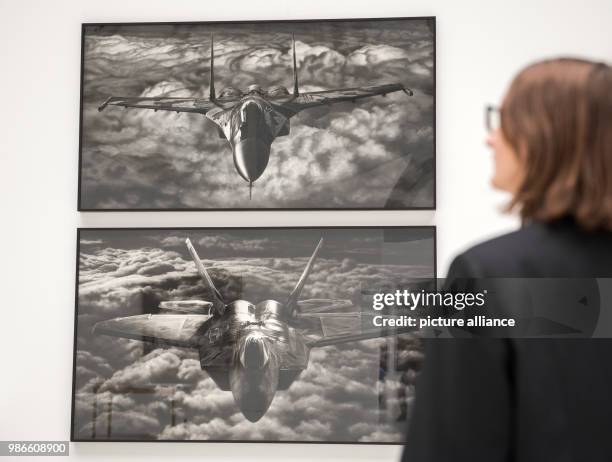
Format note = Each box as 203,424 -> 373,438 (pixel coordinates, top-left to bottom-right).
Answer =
402,58 -> 612,461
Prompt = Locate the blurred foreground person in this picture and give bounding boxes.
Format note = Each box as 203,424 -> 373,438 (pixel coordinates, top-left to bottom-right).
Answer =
402,58 -> 612,461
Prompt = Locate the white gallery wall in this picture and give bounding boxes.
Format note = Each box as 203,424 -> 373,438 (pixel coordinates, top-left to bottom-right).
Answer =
0,0 -> 610,460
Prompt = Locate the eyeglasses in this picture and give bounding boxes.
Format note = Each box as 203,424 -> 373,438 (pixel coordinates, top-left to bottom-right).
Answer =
485,105 -> 501,132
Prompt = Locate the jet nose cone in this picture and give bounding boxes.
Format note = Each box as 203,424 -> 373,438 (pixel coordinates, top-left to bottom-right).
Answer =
232,378 -> 277,423
233,138 -> 271,183
230,335 -> 279,422
241,406 -> 267,423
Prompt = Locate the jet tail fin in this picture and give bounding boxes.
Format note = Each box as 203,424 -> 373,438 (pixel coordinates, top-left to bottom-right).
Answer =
209,32 -> 216,101
185,238 -> 225,316
286,238 -> 323,316
292,33 -> 299,97
208,32 -> 226,109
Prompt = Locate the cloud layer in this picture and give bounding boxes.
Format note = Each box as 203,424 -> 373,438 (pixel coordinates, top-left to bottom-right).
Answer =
80,20 -> 434,208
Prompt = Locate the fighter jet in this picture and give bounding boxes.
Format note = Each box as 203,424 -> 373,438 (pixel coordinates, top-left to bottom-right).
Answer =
92,238 -> 414,422
97,34 -> 413,198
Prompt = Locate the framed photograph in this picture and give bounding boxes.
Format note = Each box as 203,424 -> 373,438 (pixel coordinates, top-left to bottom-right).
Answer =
78,17 -> 435,210
71,226 -> 436,443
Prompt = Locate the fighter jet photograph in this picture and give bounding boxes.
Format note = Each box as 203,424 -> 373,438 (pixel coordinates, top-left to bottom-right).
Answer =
78,18 -> 435,210
98,34 -> 412,200
71,227 -> 436,442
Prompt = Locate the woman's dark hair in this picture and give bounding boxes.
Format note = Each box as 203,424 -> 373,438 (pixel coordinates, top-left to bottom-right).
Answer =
501,58 -> 612,231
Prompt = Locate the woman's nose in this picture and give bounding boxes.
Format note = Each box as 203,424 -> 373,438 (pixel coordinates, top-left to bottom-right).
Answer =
486,129 -> 497,149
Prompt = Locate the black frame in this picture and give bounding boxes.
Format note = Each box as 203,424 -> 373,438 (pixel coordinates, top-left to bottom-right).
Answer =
77,17 -> 437,212
71,225 -> 437,444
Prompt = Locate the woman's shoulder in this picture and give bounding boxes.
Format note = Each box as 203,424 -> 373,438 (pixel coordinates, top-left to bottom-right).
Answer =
448,220 -> 612,278
447,226 -> 538,278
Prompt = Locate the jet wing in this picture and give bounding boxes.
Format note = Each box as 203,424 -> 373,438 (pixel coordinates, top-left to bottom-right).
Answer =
292,298 -> 356,335
92,314 -> 212,349
297,298 -> 353,313
299,310 -> 416,348
159,300 -> 213,314
307,324 -> 417,348
97,96 -> 232,114
296,310 -> 376,338
275,83 -> 412,115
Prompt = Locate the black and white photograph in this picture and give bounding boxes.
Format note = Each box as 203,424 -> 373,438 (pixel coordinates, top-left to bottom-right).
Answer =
71,227 -> 436,443
78,18 -> 435,210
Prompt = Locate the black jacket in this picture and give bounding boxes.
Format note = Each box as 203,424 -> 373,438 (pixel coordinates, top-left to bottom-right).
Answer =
402,219 -> 612,462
